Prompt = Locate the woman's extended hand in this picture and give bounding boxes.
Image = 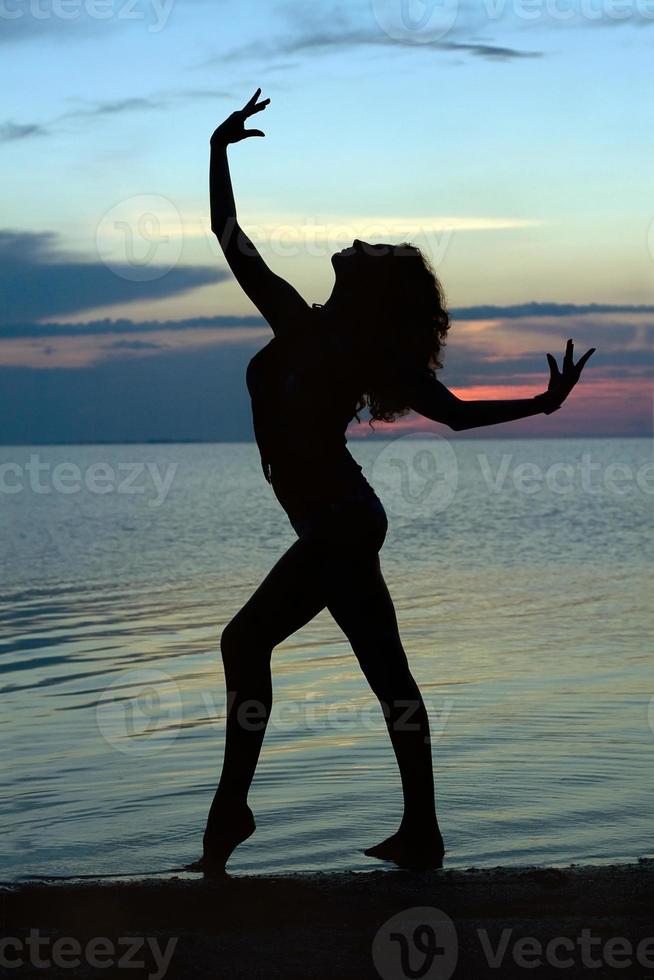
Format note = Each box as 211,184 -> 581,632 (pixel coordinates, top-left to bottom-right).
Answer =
545,339 -> 596,411
210,88 -> 270,147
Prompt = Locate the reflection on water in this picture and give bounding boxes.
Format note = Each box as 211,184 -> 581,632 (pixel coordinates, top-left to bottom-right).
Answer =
0,439 -> 652,879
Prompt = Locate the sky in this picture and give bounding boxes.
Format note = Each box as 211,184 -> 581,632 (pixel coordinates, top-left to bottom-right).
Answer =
1,0 -> 653,442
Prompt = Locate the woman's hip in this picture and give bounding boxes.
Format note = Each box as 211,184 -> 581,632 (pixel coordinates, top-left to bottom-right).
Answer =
287,488 -> 388,555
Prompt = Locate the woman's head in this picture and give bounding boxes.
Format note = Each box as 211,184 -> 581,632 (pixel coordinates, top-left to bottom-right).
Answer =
329,239 -> 451,422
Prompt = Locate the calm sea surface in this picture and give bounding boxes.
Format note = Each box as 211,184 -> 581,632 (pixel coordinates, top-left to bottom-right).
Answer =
1,438 -> 652,880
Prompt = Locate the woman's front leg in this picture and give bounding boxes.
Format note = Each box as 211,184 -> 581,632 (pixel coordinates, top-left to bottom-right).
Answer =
202,533 -> 331,872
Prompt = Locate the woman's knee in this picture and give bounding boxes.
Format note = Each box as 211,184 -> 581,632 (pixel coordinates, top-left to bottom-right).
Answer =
361,654 -> 416,702
220,615 -> 270,668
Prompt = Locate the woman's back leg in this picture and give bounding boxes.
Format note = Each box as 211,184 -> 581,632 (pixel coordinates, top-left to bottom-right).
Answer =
324,552 -> 445,867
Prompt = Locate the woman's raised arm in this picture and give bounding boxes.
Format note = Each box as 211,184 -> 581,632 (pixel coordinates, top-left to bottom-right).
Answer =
210,89 -> 310,336
409,340 -> 596,430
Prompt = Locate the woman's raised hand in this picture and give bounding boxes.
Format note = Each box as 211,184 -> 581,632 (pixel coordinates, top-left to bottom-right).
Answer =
210,89 -> 270,147
545,339 -> 596,410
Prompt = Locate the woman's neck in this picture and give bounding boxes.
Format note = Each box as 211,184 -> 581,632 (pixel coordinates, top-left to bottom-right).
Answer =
320,286 -> 362,337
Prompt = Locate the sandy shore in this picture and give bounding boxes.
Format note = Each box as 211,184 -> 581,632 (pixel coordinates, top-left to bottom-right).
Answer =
2,861 -> 652,979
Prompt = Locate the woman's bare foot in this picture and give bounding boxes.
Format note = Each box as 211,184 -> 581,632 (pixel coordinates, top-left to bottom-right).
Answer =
364,827 -> 445,870
189,804 -> 256,876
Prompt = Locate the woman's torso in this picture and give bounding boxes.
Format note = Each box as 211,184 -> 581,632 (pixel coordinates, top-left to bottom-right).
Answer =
245,306 -> 377,520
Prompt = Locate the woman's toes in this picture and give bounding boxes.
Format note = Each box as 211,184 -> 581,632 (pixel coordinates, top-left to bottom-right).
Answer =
363,830 -> 445,868
202,806 -> 256,872
363,833 -> 401,859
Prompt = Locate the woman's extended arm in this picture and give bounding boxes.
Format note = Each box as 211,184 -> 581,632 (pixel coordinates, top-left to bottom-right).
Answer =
210,89 -> 309,335
410,340 -> 595,430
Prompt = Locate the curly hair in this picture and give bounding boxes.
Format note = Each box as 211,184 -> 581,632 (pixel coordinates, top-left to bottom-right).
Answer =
350,243 -> 451,424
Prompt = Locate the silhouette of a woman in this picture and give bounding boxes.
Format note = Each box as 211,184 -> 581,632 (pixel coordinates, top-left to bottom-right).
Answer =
200,89 -> 595,873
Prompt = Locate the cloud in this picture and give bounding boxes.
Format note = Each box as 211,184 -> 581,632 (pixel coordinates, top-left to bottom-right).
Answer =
0,96 -> 166,147
0,121 -> 49,144
0,344 -> 256,445
0,229 -> 224,321
221,25 -> 541,63
3,302 -> 652,339
452,305 -> 654,367
2,303 -> 651,400
0,88 -> 233,146
107,339 -> 164,350
60,88 -> 231,121
236,215 -> 544,251
60,96 -> 165,120
0,299 -> 651,441
453,41 -> 539,58
439,346 -> 652,387
0,338 -> 648,444
456,302 -> 654,319
0,314 -> 264,339
214,3 -> 542,65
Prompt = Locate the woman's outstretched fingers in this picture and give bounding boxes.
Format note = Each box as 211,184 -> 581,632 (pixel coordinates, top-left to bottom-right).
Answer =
243,89 -> 270,117
244,88 -> 262,110
546,352 -> 560,378
564,338 -> 574,369
575,347 -> 596,374
250,94 -> 270,112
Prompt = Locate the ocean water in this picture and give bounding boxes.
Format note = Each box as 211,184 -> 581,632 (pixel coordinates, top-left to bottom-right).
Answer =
1,437 -> 652,881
